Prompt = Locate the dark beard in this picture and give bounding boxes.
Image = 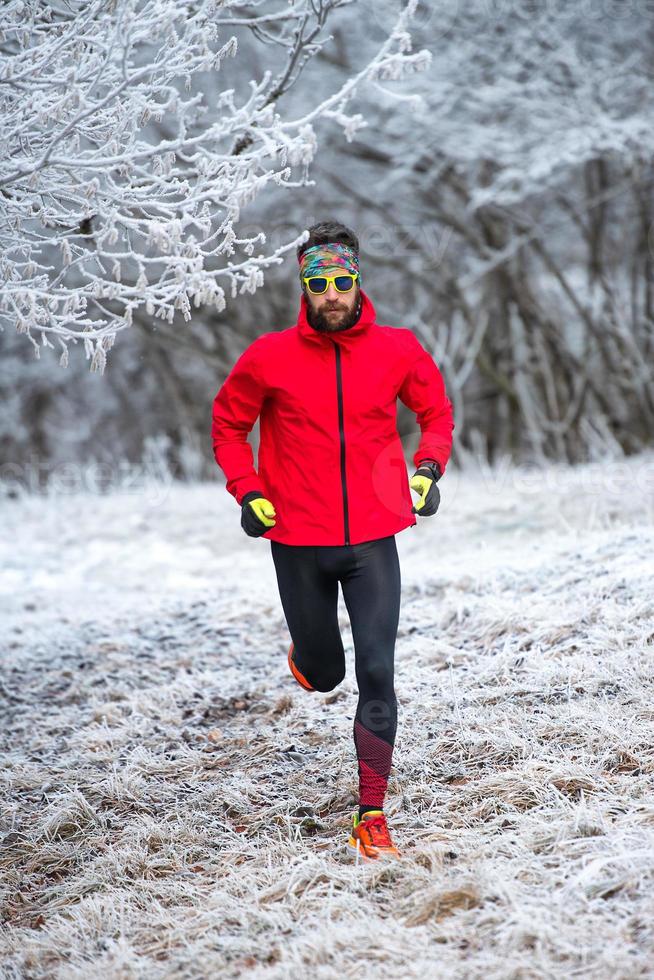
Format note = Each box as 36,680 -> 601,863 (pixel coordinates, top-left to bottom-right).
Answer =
305,290 -> 362,333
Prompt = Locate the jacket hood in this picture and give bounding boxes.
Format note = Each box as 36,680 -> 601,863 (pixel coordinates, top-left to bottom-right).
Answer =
296,288 -> 377,347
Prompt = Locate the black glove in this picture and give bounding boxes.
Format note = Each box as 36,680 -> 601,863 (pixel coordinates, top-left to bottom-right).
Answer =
409,460 -> 442,516
241,490 -> 277,537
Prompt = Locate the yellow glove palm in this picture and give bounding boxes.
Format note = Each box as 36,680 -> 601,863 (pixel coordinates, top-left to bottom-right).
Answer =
409,474 -> 432,513
248,496 -> 276,527
240,492 -> 276,537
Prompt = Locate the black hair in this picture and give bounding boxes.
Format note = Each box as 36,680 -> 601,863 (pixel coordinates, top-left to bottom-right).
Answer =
296,219 -> 359,264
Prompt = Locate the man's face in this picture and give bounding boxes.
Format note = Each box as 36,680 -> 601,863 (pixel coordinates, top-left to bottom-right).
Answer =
304,279 -> 362,333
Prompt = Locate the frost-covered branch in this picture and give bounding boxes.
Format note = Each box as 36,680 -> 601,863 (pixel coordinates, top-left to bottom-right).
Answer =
0,0 -> 429,371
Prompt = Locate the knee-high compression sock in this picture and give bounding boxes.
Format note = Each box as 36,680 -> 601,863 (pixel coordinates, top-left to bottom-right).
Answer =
354,718 -> 396,818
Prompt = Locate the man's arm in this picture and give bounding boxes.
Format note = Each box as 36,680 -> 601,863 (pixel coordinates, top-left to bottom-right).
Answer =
211,339 -> 267,506
398,334 -> 455,477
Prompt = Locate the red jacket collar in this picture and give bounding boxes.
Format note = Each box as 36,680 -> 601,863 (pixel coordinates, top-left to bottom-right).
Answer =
296,288 -> 377,347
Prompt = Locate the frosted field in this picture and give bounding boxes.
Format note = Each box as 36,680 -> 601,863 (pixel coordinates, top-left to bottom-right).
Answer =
2,451 -> 654,978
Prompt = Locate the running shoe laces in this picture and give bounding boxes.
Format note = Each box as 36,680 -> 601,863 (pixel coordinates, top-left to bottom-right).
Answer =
360,812 -> 393,847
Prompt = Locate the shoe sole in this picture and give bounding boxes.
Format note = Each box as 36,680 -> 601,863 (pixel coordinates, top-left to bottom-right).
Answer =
288,641 -> 315,692
347,836 -> 375,863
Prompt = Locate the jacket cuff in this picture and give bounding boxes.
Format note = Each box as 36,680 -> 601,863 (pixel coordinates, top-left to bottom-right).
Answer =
416,459 -> 442,481
234,473 -> 265,505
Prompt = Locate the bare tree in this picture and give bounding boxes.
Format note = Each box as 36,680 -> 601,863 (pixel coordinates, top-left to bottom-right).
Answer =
321,1 -> 654,465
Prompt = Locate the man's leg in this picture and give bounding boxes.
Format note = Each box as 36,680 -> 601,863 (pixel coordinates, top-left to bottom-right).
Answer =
340,535 -> 401,817
270,541 -> 346,692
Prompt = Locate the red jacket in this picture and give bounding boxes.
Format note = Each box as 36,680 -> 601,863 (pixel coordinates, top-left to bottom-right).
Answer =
212,288 -> 454,546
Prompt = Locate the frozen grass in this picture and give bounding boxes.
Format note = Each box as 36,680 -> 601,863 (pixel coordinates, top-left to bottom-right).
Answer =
1,451 -> 654,978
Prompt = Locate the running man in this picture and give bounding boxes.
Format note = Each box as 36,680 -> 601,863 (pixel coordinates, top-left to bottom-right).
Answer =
211,220 -> 454,861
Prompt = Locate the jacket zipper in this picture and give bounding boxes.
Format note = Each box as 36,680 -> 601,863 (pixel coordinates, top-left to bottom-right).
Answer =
332,341 -> 350,545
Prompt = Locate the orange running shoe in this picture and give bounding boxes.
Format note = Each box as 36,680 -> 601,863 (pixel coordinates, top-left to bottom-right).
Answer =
347,809 -> 401,862
287,641 -> 315,692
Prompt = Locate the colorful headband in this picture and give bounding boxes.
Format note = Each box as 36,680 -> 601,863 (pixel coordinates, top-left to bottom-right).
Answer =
298,242 -> 360,281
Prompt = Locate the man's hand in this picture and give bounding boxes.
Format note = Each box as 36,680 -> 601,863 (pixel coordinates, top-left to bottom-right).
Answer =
241,490 -> 277,537
410,460 -> 441,516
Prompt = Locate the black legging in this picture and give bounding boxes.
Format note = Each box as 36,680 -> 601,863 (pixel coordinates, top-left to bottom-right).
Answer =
270,535 -> 401,810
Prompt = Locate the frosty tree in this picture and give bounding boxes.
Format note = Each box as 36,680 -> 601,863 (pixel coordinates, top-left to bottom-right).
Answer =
323,0 -> 654,465
0,0 -> 429,373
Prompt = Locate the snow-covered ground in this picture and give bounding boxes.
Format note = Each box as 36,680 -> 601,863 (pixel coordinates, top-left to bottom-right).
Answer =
2,451 -> 654,978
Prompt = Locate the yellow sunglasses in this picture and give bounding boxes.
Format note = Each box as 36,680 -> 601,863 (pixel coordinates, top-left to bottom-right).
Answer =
302,272 -> 359,295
